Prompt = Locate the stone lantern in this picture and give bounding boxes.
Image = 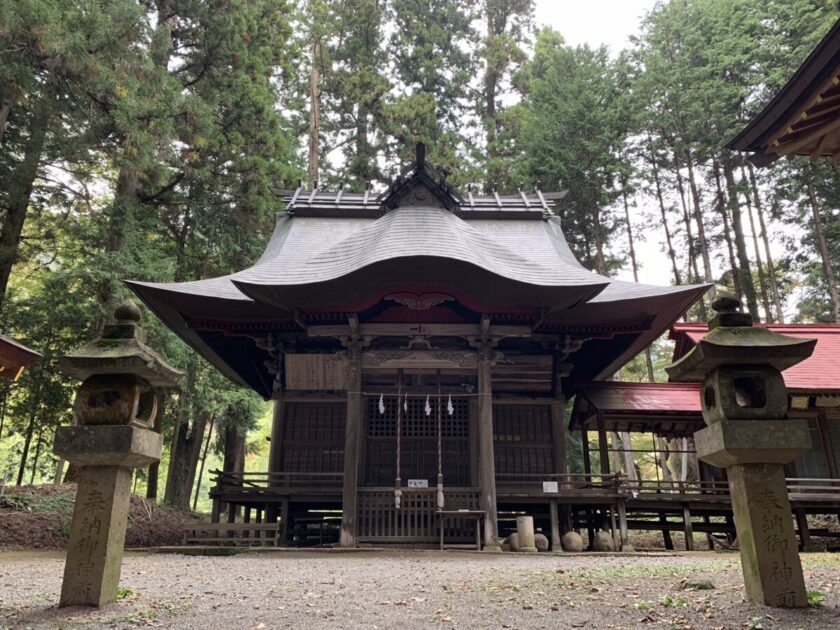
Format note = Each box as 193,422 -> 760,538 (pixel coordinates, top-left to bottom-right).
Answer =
667,296 -> 815,608
54,300 -> 182,607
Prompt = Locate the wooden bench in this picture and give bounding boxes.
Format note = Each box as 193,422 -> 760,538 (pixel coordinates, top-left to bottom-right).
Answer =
437,510 -> 484,551
182,522 -> 282,547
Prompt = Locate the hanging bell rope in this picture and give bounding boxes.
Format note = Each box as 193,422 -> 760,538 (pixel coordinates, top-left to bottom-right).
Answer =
436,373 -> 445,510
394,375 -> 403,510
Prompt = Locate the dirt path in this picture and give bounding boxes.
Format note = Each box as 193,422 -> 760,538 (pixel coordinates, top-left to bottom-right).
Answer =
1,550 -> 839,629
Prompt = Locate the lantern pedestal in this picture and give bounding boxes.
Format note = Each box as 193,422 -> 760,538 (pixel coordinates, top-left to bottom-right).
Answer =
695,419 -> 811,608
59,465 -> 133,607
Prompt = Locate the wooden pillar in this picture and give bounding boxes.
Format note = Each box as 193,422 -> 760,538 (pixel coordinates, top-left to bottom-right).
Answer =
478,348 -> 501,550
581,426 -> 595,545
268,397 -> 286,474
596,415 -> 610,475
616,498 -> 631,551
340,348 -> 363,547
581,427 -> 592,475
816,413 -> 839,479
280,499 -> 290,546
660,513 -> 674,550
795,509 -> 812,551
549,499 -> 561,551
683,504 -> 695,551
551,399 -> 570,537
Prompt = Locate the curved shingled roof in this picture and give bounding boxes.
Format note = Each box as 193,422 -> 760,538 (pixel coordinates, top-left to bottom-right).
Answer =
128,155 -> 708,398
231,207 -> 609,311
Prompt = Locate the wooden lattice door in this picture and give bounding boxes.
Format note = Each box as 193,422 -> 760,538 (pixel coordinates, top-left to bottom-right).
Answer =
363,395 -> 471,487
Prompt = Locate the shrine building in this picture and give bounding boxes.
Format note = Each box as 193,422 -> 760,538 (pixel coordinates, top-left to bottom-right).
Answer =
128,144 -> 710,548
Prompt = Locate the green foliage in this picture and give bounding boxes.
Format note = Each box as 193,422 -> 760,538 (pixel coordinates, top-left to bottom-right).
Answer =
659,594 -> 689,608
807,590 -> 826,607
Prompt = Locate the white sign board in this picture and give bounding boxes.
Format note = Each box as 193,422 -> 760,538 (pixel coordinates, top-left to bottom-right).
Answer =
408,479 -> 429,488
542,481 -> 559,493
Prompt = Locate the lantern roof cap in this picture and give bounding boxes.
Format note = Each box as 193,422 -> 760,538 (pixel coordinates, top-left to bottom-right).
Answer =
667,296 -> 816,381
59,300 -> 183,388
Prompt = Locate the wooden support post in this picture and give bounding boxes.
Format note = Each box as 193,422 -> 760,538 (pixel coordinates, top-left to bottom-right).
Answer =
549,499 -> 561,551
704,514 -> 714,550
683,504 -> 695,551
596,415 -> 610,474
795,509 -> 812,551
268,398 -> 286,474
211,498 -> 220,523
478,348 -> 500,550
280,499 -> 290,546
609,507 -> 619,550
660,513 -> 674,550
617,498 -> 632,552
340,348 -> 363,547
581,427 -> 592,475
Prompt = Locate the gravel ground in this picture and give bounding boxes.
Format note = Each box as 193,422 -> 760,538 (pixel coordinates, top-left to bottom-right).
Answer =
1,550 -> 839,629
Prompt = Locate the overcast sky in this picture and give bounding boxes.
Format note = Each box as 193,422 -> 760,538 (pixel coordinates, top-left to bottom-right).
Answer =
535,0 -> 658,52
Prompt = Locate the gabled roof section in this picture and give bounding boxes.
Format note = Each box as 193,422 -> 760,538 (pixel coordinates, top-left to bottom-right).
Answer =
728,19 -> 840,166
0,334 -> 41,380
670,322 -> 840,393
377,142 -> 463,212
279,143 -> 565,220
569,381 -> 703,437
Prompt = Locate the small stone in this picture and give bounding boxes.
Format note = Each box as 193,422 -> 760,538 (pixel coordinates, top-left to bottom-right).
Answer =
681,580 -> 716,591
561,532 -> 583,552
533,533 -> 549,552
592,530 -> 614,552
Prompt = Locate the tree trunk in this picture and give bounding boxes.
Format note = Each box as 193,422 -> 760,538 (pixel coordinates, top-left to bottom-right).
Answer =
308,38 -> 321,188
805,163 -> 840,322
649,144 -> 682,286
29,428 -> 43,485
192,414 -> 215,511
0,98 -> 50,311
16,405 -> 38,486
163,361 -> 209,510
0,84 -> 11,142
740,167 -> 773,321
712,158 -> 742,301
748,163 -> 784,322
685,154 -> 715,297
223,425 -> 247,475
94,164 -> 139,335
146,392 -> 166,500
676,169 -> 707,319
722,161 -> 760,320
621,181 -> 655,380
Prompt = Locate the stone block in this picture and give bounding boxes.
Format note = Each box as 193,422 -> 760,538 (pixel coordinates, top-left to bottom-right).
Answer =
515,516 -> 537,552
534,533 -> 549,552
694,420 -> 811,468
60,466 -> 132,607
54,425 -> 162,468
728,463 -> 808,607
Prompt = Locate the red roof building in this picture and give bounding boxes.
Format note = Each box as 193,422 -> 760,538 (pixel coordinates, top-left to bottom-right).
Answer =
671,323 -> 840,394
